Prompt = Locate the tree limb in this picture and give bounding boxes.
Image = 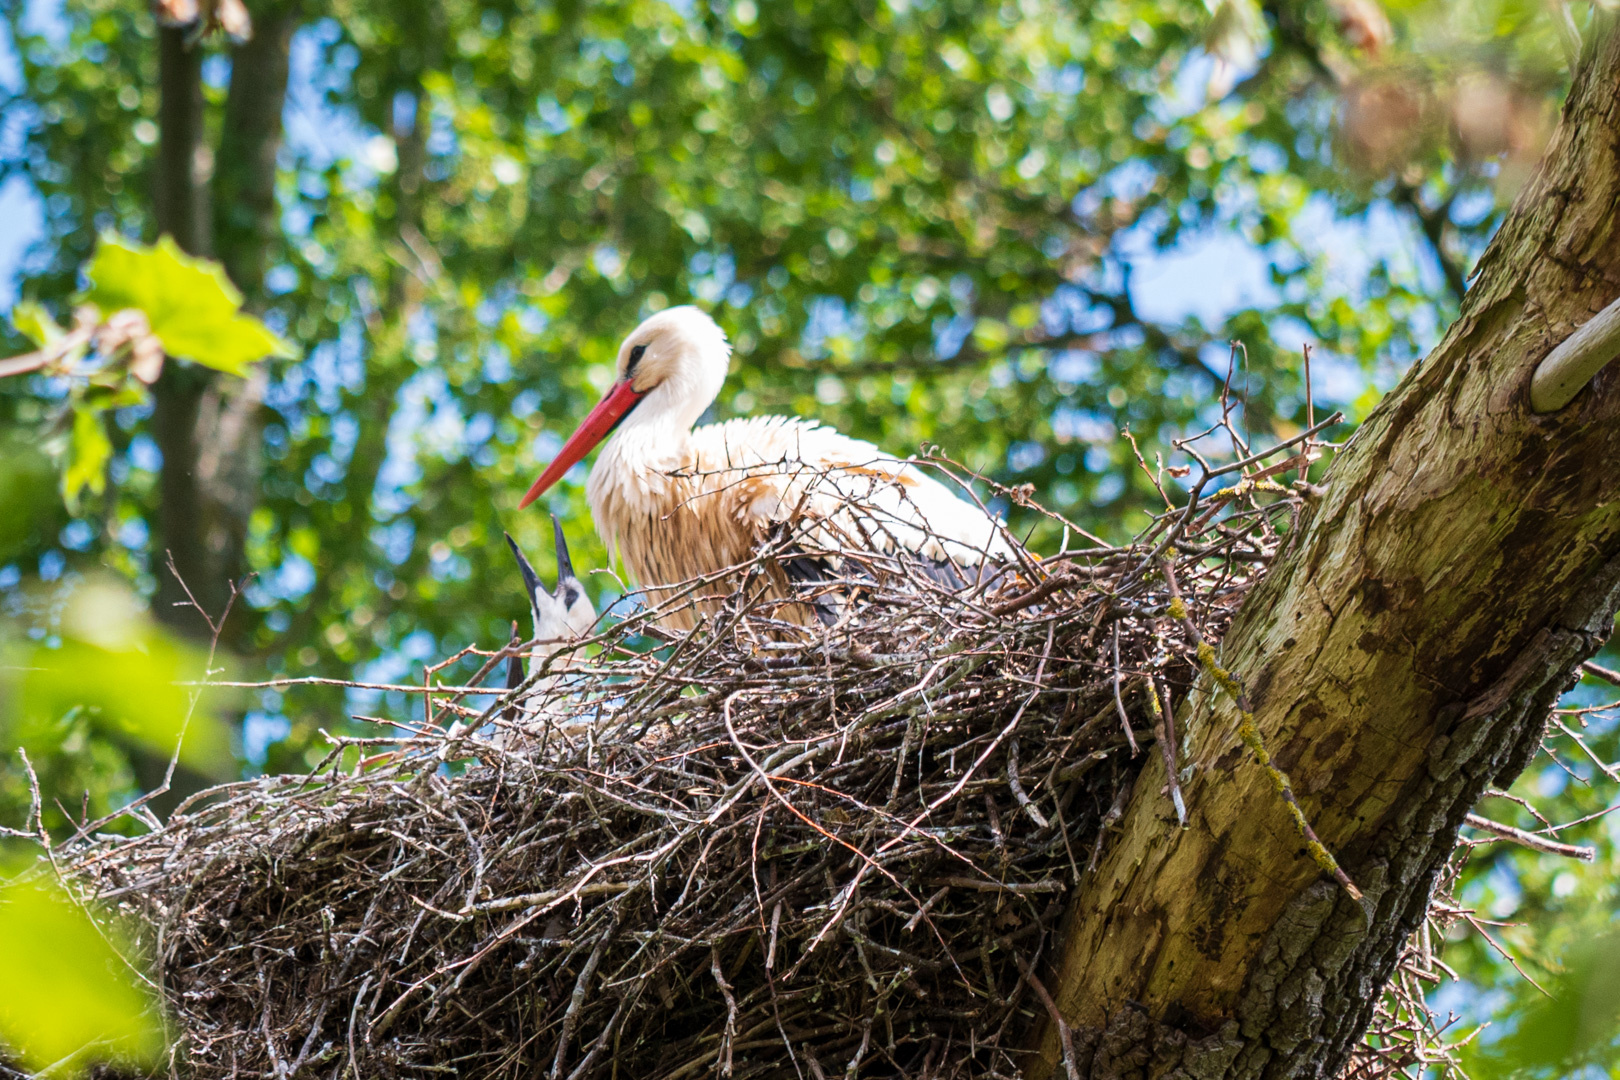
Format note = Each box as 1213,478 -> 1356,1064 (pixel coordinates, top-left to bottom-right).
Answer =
1027,20 -> 1620,1079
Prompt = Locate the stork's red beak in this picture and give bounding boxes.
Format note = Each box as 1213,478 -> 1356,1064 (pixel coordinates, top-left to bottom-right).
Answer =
518,379 -> 647,509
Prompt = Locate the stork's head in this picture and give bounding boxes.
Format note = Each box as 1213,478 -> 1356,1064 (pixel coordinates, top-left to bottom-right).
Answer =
504,517 -> 596,649
519,306 -> 730,508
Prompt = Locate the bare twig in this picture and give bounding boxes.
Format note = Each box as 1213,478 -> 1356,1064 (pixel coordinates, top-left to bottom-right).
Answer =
1111,624 -> 1140,756
1463,813 -> 1595,861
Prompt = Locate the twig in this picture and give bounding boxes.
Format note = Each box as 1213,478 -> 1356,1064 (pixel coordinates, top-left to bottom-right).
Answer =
1149,675 -> 1187,828
1580,659 -> 1620,686
1462,813 -> 1595,861
1014,953 -> 1080,1080
1111,624 -> 1140,756
550,922 -> 614,1080
1160,557 -> 1363,904
711,945 -> 739,1078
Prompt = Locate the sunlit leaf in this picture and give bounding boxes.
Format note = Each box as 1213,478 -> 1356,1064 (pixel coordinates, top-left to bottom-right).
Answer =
9,301 -> 63,349
0,876 -> 162,1074
83,233 -> 296,375
61,408 -> 111,511
0,432 -> 56,563
0,579 -> 234,777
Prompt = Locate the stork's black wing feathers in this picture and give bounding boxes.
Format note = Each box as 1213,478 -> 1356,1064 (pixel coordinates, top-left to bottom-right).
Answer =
501,620 -> 523,725
779,545 -> 1010,626
780,550 -> 842,626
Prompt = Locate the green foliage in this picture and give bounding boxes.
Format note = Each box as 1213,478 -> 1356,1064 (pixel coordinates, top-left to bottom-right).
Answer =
0,353 -> 231,1075
0,435 -> 56,565
10,301 -> 67,351
5,234 -> 290,507
2,578 -> 234,784
0,876 -> 163,1074
5,0 -> 1580,703
0,419 -> 226,1080
1462,920 -> 1620,1078
83,233 -> 297,375
63,407 -> 113,508
0,0 -> 1613,1066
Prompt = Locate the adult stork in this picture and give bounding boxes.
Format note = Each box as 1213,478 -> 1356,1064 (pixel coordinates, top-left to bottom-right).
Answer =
517,306 -> 1018,629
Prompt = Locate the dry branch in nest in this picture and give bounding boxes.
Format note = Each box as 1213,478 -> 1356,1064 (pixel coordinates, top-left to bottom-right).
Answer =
12,414 -> 1523,1080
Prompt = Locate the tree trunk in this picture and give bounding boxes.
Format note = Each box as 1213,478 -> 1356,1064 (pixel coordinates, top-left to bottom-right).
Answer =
140,13 -> 296,811
154,26 -> 211,259
215,2 -> 298,306
151,24 -> 216,642
191,0 -> 299,646
150,10 -> 295,645
1027,18 -> 1620,1080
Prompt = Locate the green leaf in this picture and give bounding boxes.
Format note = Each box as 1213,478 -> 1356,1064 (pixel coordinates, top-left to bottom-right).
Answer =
0,877 -> 162,1074
2,579 -> 234,777
0,430 -> 56,563
83,233 -> 296,375
9,301 -> 63,349
61,408 -> 111,511
1464,928 -> 1620,1078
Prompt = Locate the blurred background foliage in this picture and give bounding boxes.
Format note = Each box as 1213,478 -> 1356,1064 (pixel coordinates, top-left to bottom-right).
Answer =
0,876 -> 162,1074
0,235 -> 256,1074
0,0 -> 1614,1072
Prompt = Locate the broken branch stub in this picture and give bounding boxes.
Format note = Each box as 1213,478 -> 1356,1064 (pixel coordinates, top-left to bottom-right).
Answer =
1529,292 -> 1620,412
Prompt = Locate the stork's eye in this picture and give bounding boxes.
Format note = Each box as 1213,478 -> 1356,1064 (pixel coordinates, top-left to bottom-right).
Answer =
562,586 -> 581,608
626,344 -> 647,376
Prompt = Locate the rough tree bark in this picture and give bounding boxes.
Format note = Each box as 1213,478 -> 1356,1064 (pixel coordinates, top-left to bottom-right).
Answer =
1027,18 -> 1620,1080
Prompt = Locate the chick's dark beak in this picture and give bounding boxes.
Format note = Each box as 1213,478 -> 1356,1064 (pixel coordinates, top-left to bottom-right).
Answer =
550,514 -> 575,587
504,531 -> 543,610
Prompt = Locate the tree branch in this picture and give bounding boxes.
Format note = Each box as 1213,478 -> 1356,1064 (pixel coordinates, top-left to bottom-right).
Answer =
1392,180 -> 1470,307
1027,20 -> 1620,1079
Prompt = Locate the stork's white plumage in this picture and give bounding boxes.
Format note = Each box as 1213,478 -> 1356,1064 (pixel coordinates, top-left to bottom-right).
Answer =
519,306 -> 1018,629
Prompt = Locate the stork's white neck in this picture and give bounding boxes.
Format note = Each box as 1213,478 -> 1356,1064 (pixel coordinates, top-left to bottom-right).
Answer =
585,389 -> 708,519
590,324 -> 726,478
585,305 -> 731,537
625,369 -> 718,437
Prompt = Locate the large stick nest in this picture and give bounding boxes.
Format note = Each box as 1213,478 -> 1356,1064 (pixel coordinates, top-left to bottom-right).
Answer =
36,441 -> 1402,1080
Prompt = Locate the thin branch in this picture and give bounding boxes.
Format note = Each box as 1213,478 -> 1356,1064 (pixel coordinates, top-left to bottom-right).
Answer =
1463,812 -> 1594,861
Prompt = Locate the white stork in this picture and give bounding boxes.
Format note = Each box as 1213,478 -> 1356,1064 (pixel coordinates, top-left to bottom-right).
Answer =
517,306 -> 1018,629
499,517 -> 596,731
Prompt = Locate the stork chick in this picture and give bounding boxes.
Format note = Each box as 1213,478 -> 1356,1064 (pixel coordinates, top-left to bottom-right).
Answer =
501,516 -> 596,728
518,306 -> 1018,629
